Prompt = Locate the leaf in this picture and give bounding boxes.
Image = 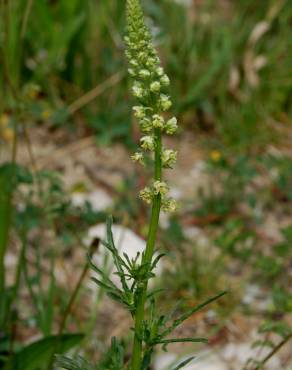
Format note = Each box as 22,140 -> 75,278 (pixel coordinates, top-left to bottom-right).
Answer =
105,217 -> 129,292
160,291 -> 227,338
4,333 -> 84,370
172,356 -> 195,370
55,337 -> 125,370
155,338 -> 207,346
55,355 -> 94,370
156,337 -> 207,352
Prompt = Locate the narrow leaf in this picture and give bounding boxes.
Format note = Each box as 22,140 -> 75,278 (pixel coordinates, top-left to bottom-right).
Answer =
161,291 -> 227,337
172,356 -> 195,370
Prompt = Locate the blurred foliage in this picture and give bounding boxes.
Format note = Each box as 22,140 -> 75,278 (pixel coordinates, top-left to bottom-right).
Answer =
0,0 -> 291,148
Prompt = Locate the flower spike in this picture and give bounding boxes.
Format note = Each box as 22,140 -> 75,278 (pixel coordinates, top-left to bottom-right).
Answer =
126,0 -> 178,213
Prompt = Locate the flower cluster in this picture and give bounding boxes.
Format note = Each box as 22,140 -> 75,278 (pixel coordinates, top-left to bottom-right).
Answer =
139,181 -> 177,213
125,0 -> 178,212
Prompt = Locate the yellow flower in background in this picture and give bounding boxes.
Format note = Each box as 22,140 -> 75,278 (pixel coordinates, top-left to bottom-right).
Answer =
0,114 -> 14,142
0,113 -> 9,127
41,109 -> 52,120
210,150 -> 222,162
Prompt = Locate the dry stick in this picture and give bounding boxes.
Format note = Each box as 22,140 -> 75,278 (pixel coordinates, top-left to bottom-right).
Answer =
68,71 -> 124,115
252,332 -> 292,370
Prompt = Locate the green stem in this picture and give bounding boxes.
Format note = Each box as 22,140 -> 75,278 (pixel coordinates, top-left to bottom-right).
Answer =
131,130 -> 162,370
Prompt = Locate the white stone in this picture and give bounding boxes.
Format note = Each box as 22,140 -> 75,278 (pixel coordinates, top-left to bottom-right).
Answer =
71,189 -> 113,211
222,342 -> 280,369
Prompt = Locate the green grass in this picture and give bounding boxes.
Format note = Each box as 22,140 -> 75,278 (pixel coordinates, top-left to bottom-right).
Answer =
1,0 -> 291,147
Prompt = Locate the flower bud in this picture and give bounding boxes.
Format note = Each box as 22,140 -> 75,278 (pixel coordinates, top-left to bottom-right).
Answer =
133,106 -> 146,119
159,94 -> 172,111
141,135 -> 155,151
139,187 -> 153,204
131,152 -> 145,165
162,198 -> 178,213
152,114 -> 164,129
162,149 -> 177,168
139,69 -> 151,79
146,58 -> 157,68
140,118 -> 152,133
165,117 -> 178,134
150,81 -> 161,93
160,74 -> 170,86
130,59 -> 138,67
128,68 -> 136,77
153,181 -> 169,196
132,82 -> 144,98
156,66 -> 164,77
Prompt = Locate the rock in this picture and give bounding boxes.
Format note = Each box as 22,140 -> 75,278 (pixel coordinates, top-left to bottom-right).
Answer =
71,189 -> 113,211
222,342 -> 280,369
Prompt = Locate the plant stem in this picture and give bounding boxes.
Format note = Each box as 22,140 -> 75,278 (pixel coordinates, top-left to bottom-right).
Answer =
252,332 -> 292,370
131,130 -> 162,370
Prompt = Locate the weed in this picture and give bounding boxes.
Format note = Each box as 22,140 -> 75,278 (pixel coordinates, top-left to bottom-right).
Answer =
57,1 -> 225,369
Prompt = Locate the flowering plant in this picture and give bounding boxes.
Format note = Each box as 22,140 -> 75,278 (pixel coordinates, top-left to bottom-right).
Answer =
56,1 -> 225,369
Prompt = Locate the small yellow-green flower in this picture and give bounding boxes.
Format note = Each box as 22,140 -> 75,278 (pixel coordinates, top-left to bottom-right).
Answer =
160,75 -> 170,86
162,149 -> 177,168
152,114 -> 164,129
139,187 -> 153,204
153,181 -> 169,196
132,82 -> 144,98
139,69 -> 151,79
131,152 -> 145,165
141,135 -> 155,151
210,150 -> 222,162
133,106 -> 146,119
150,81 -> 161,93
165,117 -> 178,135
159,94 -> 172,111
162,198 -> 178,213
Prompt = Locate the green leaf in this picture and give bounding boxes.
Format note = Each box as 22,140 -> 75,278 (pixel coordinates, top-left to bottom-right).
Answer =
172,356 -> 195,370
160,291 -> 227,338
4,333 -> 84,370
157,338 -> 207,352
55,355 -> 94,370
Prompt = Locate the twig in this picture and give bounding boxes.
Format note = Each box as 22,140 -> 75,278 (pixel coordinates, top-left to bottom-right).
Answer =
252,332 -> 292,370
68,71 -> 124,115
